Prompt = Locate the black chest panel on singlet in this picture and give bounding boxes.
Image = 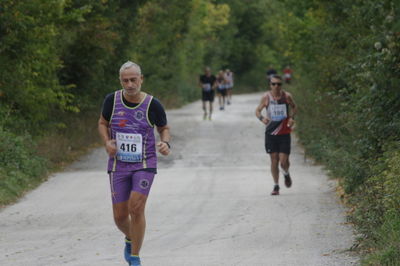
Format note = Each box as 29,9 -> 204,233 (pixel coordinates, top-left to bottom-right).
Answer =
101,92 -> 167,127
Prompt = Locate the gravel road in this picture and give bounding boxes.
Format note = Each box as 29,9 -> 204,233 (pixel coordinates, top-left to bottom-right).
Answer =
0,93 -> 359,266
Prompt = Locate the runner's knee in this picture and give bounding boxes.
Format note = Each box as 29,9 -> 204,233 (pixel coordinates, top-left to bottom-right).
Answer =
128,193 -> 147,218
279,155 -> 289,167
270,154 -> 279,165
113,205 -> 129,225
128,207 -> 145,223
280,160 -> 289,168
114,213 -> 128,226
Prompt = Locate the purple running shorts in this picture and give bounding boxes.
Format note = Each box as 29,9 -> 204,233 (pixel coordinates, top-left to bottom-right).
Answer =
109,170 -> 155,204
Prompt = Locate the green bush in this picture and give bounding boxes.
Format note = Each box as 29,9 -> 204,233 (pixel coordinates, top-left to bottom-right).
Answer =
274,1 -> 400,263
362,213 -> 400,266
0,0 -> 76,131
0,126 -> 47,205
350,142 -> 400,264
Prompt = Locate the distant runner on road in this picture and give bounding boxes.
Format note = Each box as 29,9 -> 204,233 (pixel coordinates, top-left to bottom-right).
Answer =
224,69 -> 234,105
216,70 -> 227,110
255,74 -> 297,195
283,65 -> 293,84
98,61 -> 171,266
199,67 -> 217,120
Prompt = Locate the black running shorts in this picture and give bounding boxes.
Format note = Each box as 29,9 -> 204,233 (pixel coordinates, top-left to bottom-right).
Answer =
202,90 -> 215,102
217,88 -> 227,96
265,134 -> 291,154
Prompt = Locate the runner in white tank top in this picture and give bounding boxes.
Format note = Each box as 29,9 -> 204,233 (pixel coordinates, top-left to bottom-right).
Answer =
224,69 -> 234,105
255,75 -> 297,196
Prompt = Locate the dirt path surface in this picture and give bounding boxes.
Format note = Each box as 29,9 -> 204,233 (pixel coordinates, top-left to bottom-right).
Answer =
0,93 -> 358,266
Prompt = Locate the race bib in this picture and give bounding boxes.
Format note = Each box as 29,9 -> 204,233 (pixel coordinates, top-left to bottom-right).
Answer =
116,132 -> 143,162
202,83 -> 211,91
270,104 -> 287,121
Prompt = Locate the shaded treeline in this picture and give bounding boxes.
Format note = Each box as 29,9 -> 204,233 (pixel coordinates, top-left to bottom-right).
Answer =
0,0 -> 146,204
0,0 -> 282,204
271,1 -> 400,264
1,0 -> 400,264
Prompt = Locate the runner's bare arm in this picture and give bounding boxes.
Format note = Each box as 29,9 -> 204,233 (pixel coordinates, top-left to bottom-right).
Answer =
286,92 -> 297,118
255,95 -> 269,125
212,81 -> 217,90
286,92 -> 297,127
156,125 -> 171,156
98,115 -> 117,156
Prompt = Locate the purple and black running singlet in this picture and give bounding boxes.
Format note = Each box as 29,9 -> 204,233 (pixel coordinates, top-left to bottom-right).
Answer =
107,90 -> 157,172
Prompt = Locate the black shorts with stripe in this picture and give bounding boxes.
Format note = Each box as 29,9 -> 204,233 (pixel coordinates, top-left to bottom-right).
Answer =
265,134 -> 291,154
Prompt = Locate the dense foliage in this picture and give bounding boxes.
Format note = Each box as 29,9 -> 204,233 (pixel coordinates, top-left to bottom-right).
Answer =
0,0 -> 146,205
271,0 -> 400,264
1,0 -> 399,263
130,0 -> 230,105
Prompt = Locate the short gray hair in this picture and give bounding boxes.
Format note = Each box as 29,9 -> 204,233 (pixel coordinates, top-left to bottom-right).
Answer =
119,61 -> 141,76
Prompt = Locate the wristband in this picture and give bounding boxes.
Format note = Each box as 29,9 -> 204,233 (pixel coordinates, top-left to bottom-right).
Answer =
162,141 -> 171,149
258,115 -> 264,121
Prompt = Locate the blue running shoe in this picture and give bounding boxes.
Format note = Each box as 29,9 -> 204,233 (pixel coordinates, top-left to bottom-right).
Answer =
124,237 -> 131,264
130,255 -> 141,266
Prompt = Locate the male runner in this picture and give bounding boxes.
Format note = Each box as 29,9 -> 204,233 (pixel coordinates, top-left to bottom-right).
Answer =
255,75 -> 297,195
98,61 -> 170,266
266,66 -> 277,81
199,67 -> 216,120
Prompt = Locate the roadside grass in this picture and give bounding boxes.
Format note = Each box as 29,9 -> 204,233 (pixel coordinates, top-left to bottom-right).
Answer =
353,144 -> 400,265
362,212 -> 400,266
0,110 -> 100,207
36,110 -> 101,168
289,80 -> 400,265
0,127 -> 47,207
